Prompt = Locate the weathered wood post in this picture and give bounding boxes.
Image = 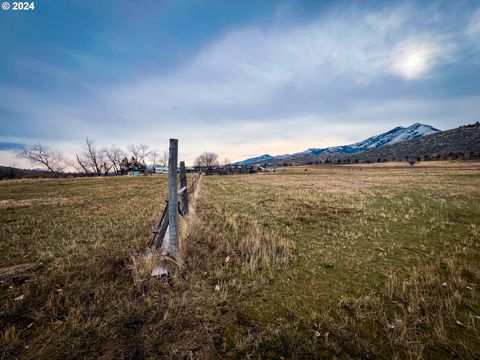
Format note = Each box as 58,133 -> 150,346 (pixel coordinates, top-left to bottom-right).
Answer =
179,161 -> 188,215
191,175 -> 196,199
168,139 -> 179,256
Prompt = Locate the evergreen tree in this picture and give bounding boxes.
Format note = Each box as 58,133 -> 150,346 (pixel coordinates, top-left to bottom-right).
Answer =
120,157 -> 130,175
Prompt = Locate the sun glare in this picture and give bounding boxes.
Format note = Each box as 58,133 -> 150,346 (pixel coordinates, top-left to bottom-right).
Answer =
394,47 -> 431,80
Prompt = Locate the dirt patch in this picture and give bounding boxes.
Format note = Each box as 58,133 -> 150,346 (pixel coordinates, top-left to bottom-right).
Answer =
0,197 -> 71,209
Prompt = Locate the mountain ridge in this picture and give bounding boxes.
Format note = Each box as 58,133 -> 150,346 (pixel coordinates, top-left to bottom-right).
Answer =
234,123 -> 440,165
270,122 -> 480,165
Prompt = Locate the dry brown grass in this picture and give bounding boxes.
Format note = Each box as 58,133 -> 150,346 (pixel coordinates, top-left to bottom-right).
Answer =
188,166 -> 480,358
129,250 -> 161,287
303,242 -> 480,359
1,166 -> 479,359
219,213 -> 292,273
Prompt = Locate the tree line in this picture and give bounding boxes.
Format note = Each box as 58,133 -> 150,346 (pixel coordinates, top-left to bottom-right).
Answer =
16,138 -> 229,176
16,138 -> 169,176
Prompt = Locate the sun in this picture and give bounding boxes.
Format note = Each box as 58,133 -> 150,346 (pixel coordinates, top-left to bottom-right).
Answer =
404,52 -> 426,72
393,47 -> 431,80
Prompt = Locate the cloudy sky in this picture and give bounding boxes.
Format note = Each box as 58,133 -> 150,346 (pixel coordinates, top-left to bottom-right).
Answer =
1,0 -> 480,167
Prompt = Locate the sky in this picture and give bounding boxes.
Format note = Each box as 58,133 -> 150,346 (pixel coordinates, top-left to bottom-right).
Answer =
1,0 -> 480,167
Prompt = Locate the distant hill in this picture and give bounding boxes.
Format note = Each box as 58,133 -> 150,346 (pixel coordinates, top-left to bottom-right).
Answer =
0,166 -> 82,180
234,123 -> 440,165
0,166 -> 45,180
277,122 -> 480,165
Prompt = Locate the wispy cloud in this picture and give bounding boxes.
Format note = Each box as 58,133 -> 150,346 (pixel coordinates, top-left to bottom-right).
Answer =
467,8 -> 480,37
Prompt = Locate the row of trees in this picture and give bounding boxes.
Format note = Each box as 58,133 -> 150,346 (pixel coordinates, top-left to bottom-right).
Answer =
17,138 -> 170,175
16,139 -> 231,175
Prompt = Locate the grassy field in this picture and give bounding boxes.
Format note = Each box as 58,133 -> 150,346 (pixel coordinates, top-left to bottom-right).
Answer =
0,176 -> 166,358
1,165 -> 479,359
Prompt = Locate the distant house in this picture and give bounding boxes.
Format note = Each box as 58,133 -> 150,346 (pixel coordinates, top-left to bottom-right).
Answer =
259,166 -> 276,172
154,166 -> 196,174
154,166 -> 169,174
128,170 -> 141,176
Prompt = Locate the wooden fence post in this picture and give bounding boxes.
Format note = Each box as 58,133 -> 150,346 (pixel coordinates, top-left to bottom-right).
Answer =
168,139 -> 179,256
179,161 -> 188,215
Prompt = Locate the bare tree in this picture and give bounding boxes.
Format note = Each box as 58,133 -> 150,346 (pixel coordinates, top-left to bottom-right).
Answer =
158,149 -> 169,167
149,149 -> 159,168
76,137 -> 100,175
193,157 -> 202,168
68,157 -> 86,174
16,144 -> 65,173
222,158 -> 231,166
128,144 -> 150,164
103,145 -> 125,174
76,137 -> 113,176
194,151 -> 219,168
204,152 -> 219,167
74,154 -> 90,174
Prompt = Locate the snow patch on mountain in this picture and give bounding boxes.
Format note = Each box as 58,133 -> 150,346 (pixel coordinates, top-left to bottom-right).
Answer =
388,123 -> 438,145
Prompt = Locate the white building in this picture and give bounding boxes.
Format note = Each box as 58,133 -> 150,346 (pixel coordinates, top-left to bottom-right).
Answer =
154,166 -> 169,174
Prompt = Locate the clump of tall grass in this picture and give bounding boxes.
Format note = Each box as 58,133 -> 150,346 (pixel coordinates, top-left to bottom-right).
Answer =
187,184 -> 293,274
215,210 -> 292,272
234,220 -> 292,272
129,250 -> 161,286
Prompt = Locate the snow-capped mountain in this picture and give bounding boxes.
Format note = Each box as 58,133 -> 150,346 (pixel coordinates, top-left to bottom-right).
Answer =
306,123 -> 440,155
233,123 -> 440,165
234,154 -> 274,166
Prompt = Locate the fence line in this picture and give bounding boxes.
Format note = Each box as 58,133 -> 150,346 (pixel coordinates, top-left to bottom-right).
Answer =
149,139 -> 202,259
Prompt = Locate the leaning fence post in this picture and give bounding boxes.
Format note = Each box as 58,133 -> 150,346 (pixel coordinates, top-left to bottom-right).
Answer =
179,161 -> 188,215
168,139 -> 179,256
150,200 -> 169,249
